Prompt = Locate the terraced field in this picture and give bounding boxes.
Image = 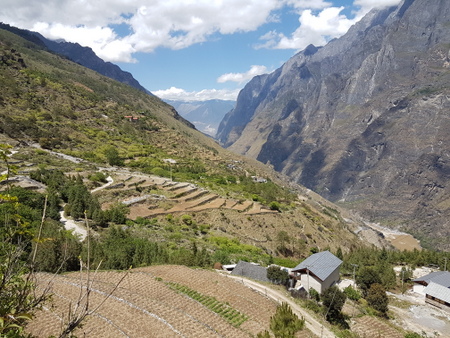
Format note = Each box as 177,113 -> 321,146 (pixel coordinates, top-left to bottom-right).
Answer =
27,266 -> 278,337
351,316 -> 404,338
100,172 -> 279,219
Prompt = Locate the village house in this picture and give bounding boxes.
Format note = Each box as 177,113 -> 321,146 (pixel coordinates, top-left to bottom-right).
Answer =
291,251 -> 342,294
412,271 -> 450,311
422,282 -> 450,312
412,271 -> 450,294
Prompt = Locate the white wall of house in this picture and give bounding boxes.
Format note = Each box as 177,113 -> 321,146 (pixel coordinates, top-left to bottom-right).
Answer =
299,267 -> 340,294
413,284 -> 426,295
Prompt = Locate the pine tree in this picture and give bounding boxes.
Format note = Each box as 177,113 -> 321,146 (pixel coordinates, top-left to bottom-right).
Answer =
269,302 -> 304,338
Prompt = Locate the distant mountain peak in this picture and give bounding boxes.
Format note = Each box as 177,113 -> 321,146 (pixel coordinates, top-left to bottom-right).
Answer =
216,0 -> 450,249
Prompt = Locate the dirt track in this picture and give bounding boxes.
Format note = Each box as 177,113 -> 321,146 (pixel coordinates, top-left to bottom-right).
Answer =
223,274 -> 334,338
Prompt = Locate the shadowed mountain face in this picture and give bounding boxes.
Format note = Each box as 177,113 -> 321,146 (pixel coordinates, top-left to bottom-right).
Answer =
217,0 -> 450,249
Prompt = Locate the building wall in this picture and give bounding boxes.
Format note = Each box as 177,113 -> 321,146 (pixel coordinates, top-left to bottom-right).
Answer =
413,283 -> 426,295
299,267 -> 340,294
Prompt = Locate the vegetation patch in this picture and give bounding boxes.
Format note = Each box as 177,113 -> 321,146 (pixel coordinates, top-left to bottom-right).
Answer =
167,282 -> 248,327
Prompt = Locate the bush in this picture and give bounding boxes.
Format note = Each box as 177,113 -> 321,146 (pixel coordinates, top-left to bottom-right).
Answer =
270,302 -> 304,337
366,283 -> 388,315
267,266 -> 289,285
269,201 -> 281,211
343,285 -> 361,301
309,288 -> 320,302
88,171 -> 107,183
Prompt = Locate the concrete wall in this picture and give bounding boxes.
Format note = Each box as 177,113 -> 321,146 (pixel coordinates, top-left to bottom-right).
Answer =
413,284 -> 426,295
299,267 -> 340,294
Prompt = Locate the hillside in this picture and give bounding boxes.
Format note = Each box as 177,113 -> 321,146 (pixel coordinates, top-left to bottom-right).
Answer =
2,24 -> 447,338
0,23 -> 151,94
0,26 -> 376,261
216,0 -> 450,250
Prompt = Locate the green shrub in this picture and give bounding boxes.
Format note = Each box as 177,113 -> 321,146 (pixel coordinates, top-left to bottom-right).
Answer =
269,201 -> 281,211
343,285 -> 361,301
270,302 -> 305,337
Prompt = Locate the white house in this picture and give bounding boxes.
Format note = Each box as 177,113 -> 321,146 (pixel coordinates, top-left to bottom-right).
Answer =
412,271 -> 450,295
291,251 -> 342,294
423,281 -> 450,312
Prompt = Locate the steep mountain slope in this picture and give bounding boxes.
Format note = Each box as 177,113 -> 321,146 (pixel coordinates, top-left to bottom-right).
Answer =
166,99 -> 235,136
0,23 -> 151,94
0,26 -> 373,259
217,0 -> 450,249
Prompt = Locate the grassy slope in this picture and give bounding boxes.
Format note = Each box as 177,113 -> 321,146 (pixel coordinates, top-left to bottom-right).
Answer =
0,27 -> 365,261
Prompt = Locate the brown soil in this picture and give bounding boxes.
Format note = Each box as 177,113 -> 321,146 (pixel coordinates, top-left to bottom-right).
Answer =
27,266 -> 278,338
98,173 -> 279,220
351,316 -> 404,338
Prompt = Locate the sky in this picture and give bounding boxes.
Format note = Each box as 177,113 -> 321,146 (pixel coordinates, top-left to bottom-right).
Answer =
1,0 -> 402,102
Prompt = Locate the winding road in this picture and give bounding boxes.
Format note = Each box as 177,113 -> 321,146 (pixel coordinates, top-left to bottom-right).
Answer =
60,175 -> 114,241
223,274 -> 335,337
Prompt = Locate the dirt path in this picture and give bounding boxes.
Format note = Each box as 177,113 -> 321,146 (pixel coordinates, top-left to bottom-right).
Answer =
59,210 -> 87,241
59,175 -> 114,241
91,175 -> 114,193
223,274 -> 335,337
388,291 -> 450,337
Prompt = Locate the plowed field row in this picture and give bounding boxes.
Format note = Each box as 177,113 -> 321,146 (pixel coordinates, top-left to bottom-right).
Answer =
28,267 -> 276,337
134,266 -> 277,332
351,316 -> 404,338
79,271 -> 243,337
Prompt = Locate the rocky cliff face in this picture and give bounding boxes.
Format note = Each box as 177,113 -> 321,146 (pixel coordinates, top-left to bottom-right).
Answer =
217,0 -> 450,249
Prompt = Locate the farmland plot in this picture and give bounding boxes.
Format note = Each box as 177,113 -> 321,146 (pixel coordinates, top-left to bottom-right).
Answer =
135,265 -> 278,335
27,266 -> 277,337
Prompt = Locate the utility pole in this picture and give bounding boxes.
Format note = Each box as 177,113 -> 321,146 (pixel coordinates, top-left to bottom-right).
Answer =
351,264 -> 359,286
306,265 -> 310,298
401,269 -> 405,293
444,257 -> 448,271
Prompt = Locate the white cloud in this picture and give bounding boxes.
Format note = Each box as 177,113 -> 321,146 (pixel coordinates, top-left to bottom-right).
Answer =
354,0 -> 402,16
285,0 -> 332,10
257,6 -> 356,51
153,87 -> 240,102
217,65 -> 269,84
0,0 -> 402,63
0,0 -> 285,62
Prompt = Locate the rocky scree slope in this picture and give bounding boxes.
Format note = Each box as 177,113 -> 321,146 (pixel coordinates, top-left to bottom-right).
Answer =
217,0 -> 450,249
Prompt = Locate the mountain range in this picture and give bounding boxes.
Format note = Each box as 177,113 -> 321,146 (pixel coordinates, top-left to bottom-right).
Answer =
217,0 -> 450,249
0,22 -> 151,95
166,99 -> 235,136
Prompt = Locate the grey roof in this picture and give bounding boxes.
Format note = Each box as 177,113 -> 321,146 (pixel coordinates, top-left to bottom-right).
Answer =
231,261 -> 270,283
292,251 -> 342,282
423,282 -> 450,304
413,271 -> 450,287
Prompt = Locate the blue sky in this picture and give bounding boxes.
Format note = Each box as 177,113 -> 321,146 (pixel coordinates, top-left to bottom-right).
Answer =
1,0 -> 401,101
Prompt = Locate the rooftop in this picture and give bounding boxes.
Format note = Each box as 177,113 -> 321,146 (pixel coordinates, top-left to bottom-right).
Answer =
423,281 -> 450,304
292,251 -> 342,282
413,271 -> 450,288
